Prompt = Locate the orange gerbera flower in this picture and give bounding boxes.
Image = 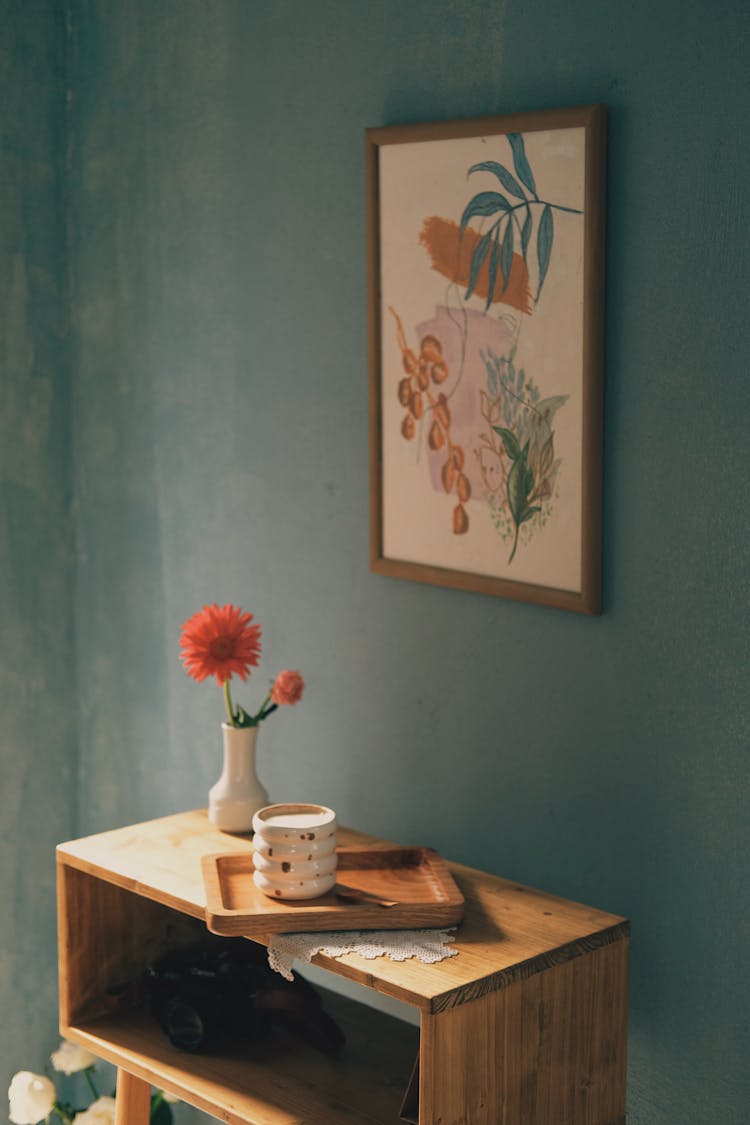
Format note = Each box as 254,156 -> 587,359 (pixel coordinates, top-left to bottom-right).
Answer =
180,603 -> 262,686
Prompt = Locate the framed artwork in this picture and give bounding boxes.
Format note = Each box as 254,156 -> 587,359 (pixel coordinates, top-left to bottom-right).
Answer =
367,105 -> 606,614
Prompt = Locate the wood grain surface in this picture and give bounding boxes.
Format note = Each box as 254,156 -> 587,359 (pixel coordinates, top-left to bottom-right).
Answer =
419,939 -> 628,1124
114,1069 -> 151,1125
66,988 -> 418,1125
58,810 -> 627,1013
202,845 -> 464,936
58,810 -> 628,1124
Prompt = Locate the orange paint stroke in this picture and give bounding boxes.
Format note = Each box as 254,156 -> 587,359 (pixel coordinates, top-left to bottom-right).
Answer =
419,217 -> 532,316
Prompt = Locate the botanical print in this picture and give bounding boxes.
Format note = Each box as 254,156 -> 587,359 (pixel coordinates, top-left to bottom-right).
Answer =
379,126 -> 586,592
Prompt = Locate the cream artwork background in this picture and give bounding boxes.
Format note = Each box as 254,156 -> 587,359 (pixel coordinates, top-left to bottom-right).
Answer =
379,126 -> 586,593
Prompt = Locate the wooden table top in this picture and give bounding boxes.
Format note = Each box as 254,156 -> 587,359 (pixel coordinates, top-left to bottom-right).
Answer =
57,809 -> 628,1013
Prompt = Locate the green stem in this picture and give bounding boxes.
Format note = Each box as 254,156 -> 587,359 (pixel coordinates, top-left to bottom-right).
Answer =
223,680 -> 236,727
253,693 -> 280,724
255,692 -> 271,720
256,701 -> 278,723
508,199 -> 582,216
82,1062 -> 98,1098
509,520 -> 520,563
52,1101 -> 73,1125
83,1068 -> 99,1100
483,199 -> 582,244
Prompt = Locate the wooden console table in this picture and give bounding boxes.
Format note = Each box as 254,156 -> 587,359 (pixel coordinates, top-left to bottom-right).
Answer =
57,810 -> 628,1124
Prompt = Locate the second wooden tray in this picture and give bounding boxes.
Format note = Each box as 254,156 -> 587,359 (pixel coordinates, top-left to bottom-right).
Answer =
202,845 -> 464,936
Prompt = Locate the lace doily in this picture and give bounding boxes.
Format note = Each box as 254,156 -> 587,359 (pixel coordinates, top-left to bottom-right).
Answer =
267,928 -> 459,980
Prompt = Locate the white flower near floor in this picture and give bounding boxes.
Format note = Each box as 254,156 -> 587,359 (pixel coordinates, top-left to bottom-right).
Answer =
8,1071 -> 56,1125
51,1039 -> 98,1075
72,1095 -> 117,1125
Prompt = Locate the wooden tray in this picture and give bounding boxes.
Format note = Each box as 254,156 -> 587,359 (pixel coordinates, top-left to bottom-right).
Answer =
202,845 -> 464,936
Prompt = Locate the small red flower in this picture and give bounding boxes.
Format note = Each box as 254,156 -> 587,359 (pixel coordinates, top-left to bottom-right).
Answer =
180,604 -> 262,686
270,670 -> 305,706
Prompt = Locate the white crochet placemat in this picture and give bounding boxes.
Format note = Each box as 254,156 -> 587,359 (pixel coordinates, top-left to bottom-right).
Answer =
267,928 -> 459,981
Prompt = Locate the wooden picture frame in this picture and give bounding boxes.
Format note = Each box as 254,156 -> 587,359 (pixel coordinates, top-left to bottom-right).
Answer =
367,105 -> 606,614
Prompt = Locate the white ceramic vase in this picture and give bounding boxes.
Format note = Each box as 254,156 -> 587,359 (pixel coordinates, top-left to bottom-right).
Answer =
208,723 -> 269,833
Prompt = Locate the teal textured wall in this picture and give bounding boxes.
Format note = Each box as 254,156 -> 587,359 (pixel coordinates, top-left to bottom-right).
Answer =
0,0 -> 76,1102
2,1 -> 748,1122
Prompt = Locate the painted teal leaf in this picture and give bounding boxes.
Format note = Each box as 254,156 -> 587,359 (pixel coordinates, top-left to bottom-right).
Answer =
500,217 -> 514,291
507,133 -> 537,198
492,426 -> 521,461
520,505 -> 541,524
468,161 -> 526,200
536,204 -> 554,302
460,191 -> 510,235
486,227 -> 500,310
465,228 -> 493,301
521,207 -> 532,258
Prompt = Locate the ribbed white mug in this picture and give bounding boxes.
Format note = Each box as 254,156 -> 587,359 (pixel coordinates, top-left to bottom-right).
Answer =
252,803 -> 337,900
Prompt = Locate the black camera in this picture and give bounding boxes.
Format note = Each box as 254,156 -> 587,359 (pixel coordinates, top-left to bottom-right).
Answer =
146,938 -> 344,1056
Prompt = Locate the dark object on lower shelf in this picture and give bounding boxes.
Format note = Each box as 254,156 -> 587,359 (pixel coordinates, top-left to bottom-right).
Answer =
145,938 -> 345,1057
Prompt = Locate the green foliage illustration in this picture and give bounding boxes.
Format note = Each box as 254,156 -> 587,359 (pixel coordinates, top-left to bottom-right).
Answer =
477,348 -> 568,562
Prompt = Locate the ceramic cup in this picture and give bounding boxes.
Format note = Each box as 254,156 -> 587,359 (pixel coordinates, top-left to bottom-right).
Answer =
252,803 -> 337,900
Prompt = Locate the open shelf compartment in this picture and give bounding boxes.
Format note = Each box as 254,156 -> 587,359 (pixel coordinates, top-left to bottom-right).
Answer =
67,996 -> 417,1125
57,810 -> 629,1125
58,862 -> 418,1124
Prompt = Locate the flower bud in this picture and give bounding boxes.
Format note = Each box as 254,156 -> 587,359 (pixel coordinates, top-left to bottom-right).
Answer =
72,1096 -> 117,1125
51,1040 -> 97,1075
8,1072 -> 56,1125
270,670 -> 305,706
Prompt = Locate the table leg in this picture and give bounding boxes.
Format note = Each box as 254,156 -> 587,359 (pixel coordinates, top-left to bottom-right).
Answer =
115,1069 -> 151,1125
